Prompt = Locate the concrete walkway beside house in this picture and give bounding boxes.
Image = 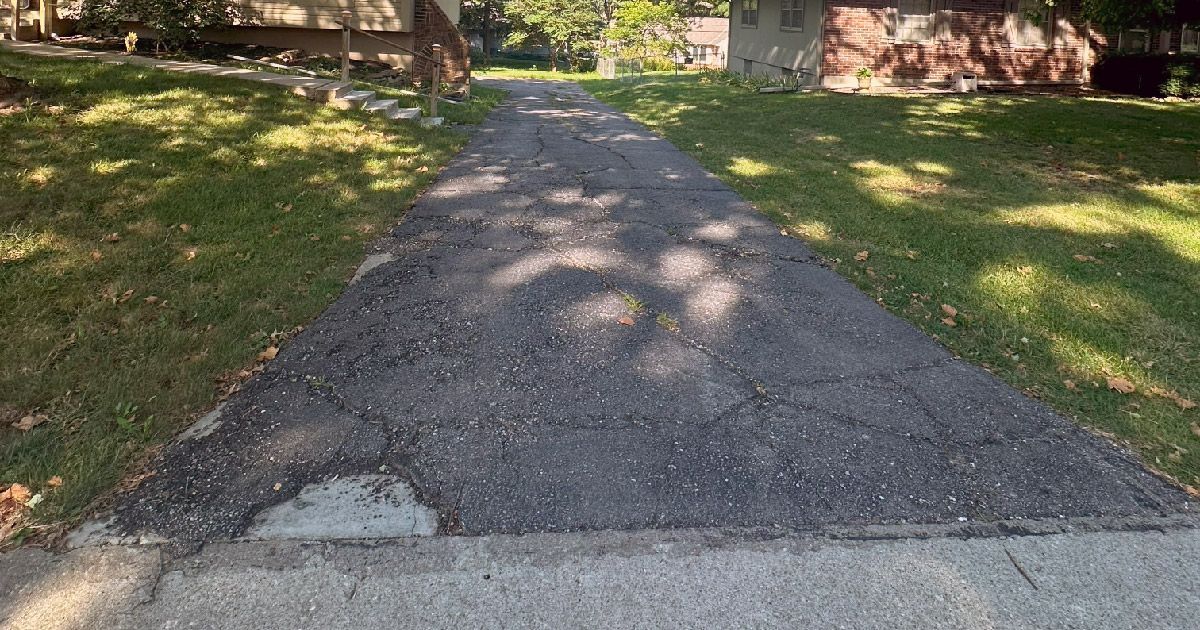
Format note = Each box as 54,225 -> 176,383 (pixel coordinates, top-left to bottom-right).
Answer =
0,65 -> 1196,627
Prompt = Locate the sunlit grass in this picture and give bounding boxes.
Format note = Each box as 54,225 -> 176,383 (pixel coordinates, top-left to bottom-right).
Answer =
583,75 -> 1200,491
0,51 -> 482,541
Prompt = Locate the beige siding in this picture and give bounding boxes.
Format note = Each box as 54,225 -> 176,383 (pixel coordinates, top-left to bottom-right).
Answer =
237,1 -> 416,32
729,0 -> 824,77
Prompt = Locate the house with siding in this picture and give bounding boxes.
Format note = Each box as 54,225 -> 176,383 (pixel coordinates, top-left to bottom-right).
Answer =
675,17 -> 730,68
3,1 -> 471,84
728,0 -> 1109,88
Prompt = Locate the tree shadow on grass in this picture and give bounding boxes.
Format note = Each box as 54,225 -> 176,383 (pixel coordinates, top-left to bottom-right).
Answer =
0,50 -> 466,523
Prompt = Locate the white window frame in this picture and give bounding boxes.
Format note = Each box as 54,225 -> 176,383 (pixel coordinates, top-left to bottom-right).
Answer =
1182,24 -> 1199,54
896,0 -> 935,43
1118,28 -> 1151,53
741,0 -> 759,28
781,0 -> 805,32
1009,0 -> 1053,49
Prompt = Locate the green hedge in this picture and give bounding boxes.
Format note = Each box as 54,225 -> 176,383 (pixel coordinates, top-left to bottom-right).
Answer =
1092,53 -> 1200,98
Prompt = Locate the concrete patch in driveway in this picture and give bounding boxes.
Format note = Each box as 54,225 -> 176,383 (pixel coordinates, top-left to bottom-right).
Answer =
243,475 -> 438,541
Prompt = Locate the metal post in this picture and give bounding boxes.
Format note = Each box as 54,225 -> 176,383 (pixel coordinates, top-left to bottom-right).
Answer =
340,10 -> 352,83
430,44 -> 442,120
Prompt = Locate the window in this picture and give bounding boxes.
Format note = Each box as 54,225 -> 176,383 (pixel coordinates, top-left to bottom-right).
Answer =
1182,25 -> 1199,54
896,0 -> 935,42
1118,29 -> 1150,53
743,59 -> 754,75
741,0 -> 759,28
781,0 -> 805,31
1009,0 -> 1052,48
698,46 -> 708,63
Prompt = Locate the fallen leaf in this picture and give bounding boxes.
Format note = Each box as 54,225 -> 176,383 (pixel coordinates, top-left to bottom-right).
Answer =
144,295 -> 159,305
1149,387 -> 1197,411
617,315 -> 635,327
46,476 -> 63,488
940,317 -> 957,328
5,483 -> 31,504
417,166 -> 430,173
117,289 -> 135,304
905,250 -> 919,260
90,250 -> 103,262
102,233 -> 121,243
1102,242 -> 1117,249
12,414 -> 49,432
1106,377 -> 1136,395
1016,266 -> 1034,276
854,251 -> 870,262
178,224 -> 192,233
257,346 -> 279,362
940,304 -> 958,318
183,248 -> 197,261
277,202 -> 293,213
1073,254 -> 1101,264
1064,380 -> 1078,391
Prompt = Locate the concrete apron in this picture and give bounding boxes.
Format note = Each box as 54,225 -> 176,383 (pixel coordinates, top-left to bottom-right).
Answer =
3,524 -> 1200,629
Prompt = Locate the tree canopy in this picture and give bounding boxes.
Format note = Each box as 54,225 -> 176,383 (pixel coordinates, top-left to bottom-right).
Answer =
504,0 -> 603,71
604,0 -> 689,60
1043,0 -> 1200,31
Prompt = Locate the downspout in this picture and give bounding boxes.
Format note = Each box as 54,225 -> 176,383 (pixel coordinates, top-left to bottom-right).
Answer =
1081,20 -> 1091,85
816,0 -> 827,86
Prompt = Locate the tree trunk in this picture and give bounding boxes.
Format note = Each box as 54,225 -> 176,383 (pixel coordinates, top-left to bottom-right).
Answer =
550,43 -> 560,72
481,0 -> 494,63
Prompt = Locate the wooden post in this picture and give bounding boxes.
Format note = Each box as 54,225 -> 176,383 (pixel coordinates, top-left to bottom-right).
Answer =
10,0 -> 21,41
340,10 -> 352,83
430,44 -> 442,120
40,0 -> 53,41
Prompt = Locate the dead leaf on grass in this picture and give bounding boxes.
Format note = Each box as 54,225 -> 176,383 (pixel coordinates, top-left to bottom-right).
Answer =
90,250 -> 103,262
183,248 -> 197,261
276,202 -> 293,213
940,304 -> 958,318
11,414 -> 49,432
1073,254 -> 1101,264
144,295 -> 159,305
117,289 -> 135,304
178,224 -> 192,233
417,166 -> 430,173
854,251 -> 870,262
102,233 -> 121,243
940,317 -> 957,328
46,476 -> 63,488
1149,387 -> 1197,411
1016,266 -> 1034,276
257,346 -> 279,362
1064,380 -> 1078,391
1106,377 -> 1137,395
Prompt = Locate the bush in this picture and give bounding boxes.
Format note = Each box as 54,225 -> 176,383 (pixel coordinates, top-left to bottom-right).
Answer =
77,0 -> 242,49
640,56 -> 677,72
1092,53 -> 1200,98
698,67 -> 808,92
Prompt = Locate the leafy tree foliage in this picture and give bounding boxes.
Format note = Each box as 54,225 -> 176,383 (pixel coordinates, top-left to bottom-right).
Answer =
605,0 -> 689,60
504,0 -> 604,71
1040,0 -> 1200,31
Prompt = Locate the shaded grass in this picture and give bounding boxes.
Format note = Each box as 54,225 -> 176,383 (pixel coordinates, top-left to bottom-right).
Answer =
0,50 -> 481,539
582,75 -> 1200,490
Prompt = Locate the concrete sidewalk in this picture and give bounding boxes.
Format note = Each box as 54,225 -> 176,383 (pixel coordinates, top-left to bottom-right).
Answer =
4,524 -> 1199,629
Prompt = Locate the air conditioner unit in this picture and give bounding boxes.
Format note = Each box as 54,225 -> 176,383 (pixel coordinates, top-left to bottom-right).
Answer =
952,71 -> 979,93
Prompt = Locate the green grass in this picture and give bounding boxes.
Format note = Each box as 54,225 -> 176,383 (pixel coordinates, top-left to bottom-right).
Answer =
0,50 -> 486,541
581,75 -> 1200,491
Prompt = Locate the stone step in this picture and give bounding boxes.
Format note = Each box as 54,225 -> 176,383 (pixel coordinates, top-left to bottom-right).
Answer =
332,90 -> 376,110
391,107 -> 423,121
363,98 -> 400,118
305,81 -> 353,103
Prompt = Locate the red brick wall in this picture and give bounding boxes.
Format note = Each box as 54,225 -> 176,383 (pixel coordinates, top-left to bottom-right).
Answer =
413,0 -> 471,85
821,0 -> 1102,84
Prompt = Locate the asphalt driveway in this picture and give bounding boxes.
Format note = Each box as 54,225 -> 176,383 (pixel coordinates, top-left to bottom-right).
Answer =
110,79 -> 1189,542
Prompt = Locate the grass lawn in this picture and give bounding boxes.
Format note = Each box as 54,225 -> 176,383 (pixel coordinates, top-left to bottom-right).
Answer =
581,75 -> 1200,492
0,50 -> 491,544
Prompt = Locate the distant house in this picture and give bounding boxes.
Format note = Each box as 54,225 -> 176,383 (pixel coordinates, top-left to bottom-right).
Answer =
727,0 -> 1114,88
1111,23 -> 1199,55
675,16 -> 729,68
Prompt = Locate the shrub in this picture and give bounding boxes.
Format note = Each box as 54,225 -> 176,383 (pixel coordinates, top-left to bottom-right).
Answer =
1092,53 -> 1200,98
76,0 -> 242,50
640,56 -> 677,72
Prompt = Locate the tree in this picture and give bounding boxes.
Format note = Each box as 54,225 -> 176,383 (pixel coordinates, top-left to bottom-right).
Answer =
1038,0 -> 1200,31
504,0 -> 603,71
604,0 -> 689,61
462,0 -> 509,63
78,0 -> 241,50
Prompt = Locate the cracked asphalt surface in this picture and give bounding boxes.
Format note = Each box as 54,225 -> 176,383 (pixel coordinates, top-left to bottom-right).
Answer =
112,79 -> 1190,542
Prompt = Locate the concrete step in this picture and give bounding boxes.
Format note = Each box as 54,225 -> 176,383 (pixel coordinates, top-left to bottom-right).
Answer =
332,90 -> 376,110
363,98 -> 400,118
306,81 -> 353,103
391,107 -> 423,121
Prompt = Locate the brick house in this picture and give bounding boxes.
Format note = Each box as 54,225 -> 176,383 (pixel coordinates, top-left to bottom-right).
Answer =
729,0 -> 1110,88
